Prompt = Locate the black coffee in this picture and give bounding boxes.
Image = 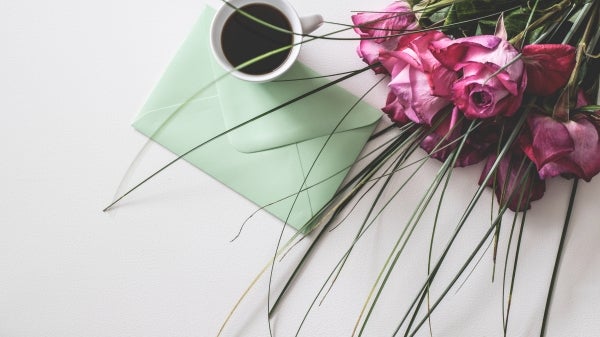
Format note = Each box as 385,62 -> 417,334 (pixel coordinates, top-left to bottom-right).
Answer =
221,4 -> 293,75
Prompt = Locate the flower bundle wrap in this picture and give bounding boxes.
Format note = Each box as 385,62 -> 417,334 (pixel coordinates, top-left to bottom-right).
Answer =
352,0 -> 598,211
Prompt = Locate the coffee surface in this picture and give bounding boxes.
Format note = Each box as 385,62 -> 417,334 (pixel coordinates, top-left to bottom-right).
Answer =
221,4 -> 293,75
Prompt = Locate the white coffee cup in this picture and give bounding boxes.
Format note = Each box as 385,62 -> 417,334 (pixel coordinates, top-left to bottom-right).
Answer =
210,0 -> 323,82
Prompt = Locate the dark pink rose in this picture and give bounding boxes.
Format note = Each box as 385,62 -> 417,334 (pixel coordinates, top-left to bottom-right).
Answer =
521,103 -> 600,182
420,108 -> 501,167
430,35 -> 526,119
479,151 -> 545,212
379,31 -> 456,126
382,91 -> 411,125
419,107 -> 483,166
352,1 -> 418,73
522,44 -> 576,96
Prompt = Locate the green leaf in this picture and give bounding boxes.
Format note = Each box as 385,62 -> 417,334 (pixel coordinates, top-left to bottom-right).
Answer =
444,2 -> 479,36
444,0 -> 528,37
576,105 -> 600,112
479,6 -> 544,41
428,5 -> 452,25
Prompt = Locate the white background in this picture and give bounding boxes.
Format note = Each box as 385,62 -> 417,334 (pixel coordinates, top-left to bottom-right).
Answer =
1,0 -> 599,336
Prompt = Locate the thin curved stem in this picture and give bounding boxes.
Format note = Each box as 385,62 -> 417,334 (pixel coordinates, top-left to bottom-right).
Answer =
540,179 -> 579,337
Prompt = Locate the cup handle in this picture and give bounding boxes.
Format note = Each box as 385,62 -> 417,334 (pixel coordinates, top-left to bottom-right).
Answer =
300,14 -> 323,34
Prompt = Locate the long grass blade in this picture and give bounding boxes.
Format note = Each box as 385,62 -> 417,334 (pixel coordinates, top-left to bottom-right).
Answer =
282,134 -> 426,335
502,176 -> 534,335
540,178 -> 579,337
103,63 -> 374,212
320,140 -> 417,303
288,135 -> 425,336
357,148 -> 455,337
403,121 -> 479,336
231,129 -> 406,241
265,76 -> 385,337
384,108 -> 530,336
106,0 -> 387,212
403,164 -> 535,337
356,118 -> 477,336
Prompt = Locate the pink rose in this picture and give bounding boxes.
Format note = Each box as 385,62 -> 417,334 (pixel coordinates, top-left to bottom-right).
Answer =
381,91 -> 411,125
379,31 -> 456,126
352,1 -> 419,73
421,111 -> 502,167
430,35 -> 527,119
522,44 -> 576,96
521,93 -> 600,181
479,151 -> 545,211
419,112 -> 461,163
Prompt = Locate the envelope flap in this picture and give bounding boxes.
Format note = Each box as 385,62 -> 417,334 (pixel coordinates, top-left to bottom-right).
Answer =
212,53 -> 381,154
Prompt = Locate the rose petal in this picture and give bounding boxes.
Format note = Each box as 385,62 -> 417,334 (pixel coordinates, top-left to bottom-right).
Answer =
357,39 -> 388,73
431,35 -> 525,120
382,31 -> 455,126
479,152 -> 545,211
352,2 -> 416,41
382,91 -> 411,125
429,35 -> 502,71
420,107 -> 460,162
522,44 -> 576,96
451,65 -> 517,119
537,116 -> 600,181
420,107 -> 493,167
429,63 -> 456,98
408,68 -> 452,125
525,113 -> 574,168
352,1 -> 419,72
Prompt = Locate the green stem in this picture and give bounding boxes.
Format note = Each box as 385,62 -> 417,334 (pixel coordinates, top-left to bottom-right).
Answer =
540,178 -> 579,337
268,130 -> 415,317
265,75 -> 384,337
503,168 -> 534,335
102,64 -> 374,211
293,138 -> 424,337
390,109 -> 530,336
404,163 -> 535,337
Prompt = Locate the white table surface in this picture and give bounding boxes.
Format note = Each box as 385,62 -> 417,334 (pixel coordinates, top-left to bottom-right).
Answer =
1,0 -> 599,336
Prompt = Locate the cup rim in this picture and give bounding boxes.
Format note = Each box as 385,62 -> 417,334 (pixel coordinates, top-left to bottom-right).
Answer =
210,0 -> 303,82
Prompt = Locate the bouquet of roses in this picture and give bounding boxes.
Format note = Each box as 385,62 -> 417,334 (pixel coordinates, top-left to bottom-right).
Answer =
260,1 -> 600,336
105,0 -> 599,335
301,0 -> 599,335
353,0 -> 599,211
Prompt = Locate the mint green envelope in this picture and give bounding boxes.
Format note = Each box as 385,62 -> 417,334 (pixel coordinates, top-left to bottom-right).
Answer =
132,6 -> 381,230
